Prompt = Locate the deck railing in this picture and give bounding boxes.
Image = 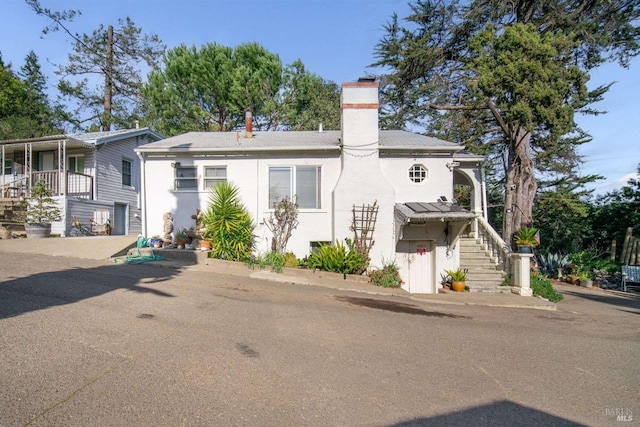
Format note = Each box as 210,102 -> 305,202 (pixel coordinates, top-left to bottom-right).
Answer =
2,171 -> 93,200
66,171 -> 93,200
1,176 -> 28,198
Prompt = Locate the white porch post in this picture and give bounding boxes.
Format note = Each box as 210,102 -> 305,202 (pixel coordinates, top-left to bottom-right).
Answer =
511,252 -> 533,296
1,145 -> 5,189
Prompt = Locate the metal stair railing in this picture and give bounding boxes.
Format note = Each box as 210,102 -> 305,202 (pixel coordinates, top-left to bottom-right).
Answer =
474,216 -> 512,276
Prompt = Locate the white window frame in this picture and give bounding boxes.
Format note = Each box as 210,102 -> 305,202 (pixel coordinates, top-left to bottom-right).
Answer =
268,165 -> 321,209
408,164 -> 428,183
204,166 -> 227,189
67,154 -> 85,173
174,166 -> 198,191
122,158 -> 133,187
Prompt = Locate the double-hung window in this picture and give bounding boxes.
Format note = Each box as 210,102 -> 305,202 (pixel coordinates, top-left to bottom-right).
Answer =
204,166 -> 227,189
122,159 -> 132,187
269,166 -> 321,209
68,154 -> 85,173
175,166 -> 197,190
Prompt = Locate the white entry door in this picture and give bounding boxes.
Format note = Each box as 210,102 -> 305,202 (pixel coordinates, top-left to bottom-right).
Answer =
397,240 -> 433,293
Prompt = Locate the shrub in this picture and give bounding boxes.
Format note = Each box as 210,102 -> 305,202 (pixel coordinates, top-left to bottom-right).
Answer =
538,252 -> 570,277
283,252 -> 299,268
202,182 -> 255,262
248,252 -> 286,273
306,239 -> 368,275
530,273 -> 563,302
369,260 -> 403,288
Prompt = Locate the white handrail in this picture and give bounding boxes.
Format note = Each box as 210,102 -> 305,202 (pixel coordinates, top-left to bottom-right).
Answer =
475,216 -> 512,275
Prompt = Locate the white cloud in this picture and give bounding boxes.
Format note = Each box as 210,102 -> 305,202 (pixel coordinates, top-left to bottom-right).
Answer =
592,171 -> 639,195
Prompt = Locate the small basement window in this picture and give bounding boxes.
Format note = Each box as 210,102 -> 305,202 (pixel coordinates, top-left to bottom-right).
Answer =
408,164 -> 428,183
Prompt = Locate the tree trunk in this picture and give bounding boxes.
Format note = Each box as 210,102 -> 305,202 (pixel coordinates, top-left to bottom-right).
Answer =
103,25 -> 114,131
503,126 -> 537,246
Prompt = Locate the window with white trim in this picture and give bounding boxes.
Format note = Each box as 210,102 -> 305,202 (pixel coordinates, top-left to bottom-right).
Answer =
68,154 -> 85,173
269,166 -> 321,209
204,166 -> 227,189
408,164 -> 428,183
175,166 -> 197,191
4,159 -> 11,175
122,159 -> 132,186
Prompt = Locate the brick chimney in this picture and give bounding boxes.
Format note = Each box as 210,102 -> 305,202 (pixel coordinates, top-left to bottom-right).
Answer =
245,110 -> 253,138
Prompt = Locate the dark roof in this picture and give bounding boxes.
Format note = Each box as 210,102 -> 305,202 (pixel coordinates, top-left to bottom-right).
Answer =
395,202 -> 477,222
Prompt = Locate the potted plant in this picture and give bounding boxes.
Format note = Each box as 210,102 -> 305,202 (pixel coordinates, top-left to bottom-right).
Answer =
514,226 -> 539,253
19,180 -> 62,238
444,268 -> 468,292
579,271 -> 593,288
175,229 -> 189,248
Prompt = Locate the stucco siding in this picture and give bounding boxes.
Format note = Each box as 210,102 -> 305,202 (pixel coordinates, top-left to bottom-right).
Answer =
143,154 -> 341,257
380,157 -> 454,203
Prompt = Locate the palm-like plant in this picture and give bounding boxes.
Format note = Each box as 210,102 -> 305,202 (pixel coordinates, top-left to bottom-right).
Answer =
202,182 -> 255,261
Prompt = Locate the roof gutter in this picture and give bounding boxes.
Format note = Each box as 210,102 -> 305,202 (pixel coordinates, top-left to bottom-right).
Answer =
136,145 -> 342,154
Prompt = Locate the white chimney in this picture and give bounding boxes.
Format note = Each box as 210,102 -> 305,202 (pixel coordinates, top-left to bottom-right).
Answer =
332,77 -> 395,266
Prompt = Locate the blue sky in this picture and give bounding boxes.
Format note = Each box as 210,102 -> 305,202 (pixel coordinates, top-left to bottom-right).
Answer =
1,0 -> 638,194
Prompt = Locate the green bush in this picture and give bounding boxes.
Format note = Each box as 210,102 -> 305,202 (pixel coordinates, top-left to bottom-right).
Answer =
369,260 -> 403,288
203,182 -> 255,262
530,273 -> 563,302
306,239 -> 368,275
248,252 -> 286,273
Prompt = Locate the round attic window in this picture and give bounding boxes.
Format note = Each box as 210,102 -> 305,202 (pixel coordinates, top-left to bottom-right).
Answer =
408,164 -> 428,183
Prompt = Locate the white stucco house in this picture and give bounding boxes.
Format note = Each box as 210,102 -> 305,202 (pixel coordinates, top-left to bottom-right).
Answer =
1,128 -> 163,236
136,78 -> 517,294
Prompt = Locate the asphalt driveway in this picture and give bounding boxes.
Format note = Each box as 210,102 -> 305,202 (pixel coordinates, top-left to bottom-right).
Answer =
0,252 -> 638,426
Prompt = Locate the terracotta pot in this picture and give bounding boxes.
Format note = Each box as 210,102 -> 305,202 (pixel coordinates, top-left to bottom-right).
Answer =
451,280 -> 466,292
200,240 -> 211,250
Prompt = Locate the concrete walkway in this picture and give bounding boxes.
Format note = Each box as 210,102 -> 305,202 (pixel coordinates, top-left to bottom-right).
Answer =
0,236 -> 557,310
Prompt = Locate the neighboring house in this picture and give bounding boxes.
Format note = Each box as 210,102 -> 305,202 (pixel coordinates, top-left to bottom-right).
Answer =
1,128 -> 163,236
137,79 -> 495,294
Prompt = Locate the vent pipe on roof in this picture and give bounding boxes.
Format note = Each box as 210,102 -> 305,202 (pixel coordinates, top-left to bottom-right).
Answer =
245,111 -> 253,138
318,122 -> 323,133
135,120 -> 139,129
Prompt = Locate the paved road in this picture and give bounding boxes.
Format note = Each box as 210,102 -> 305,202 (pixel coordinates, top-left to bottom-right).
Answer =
0,253 -> 638,426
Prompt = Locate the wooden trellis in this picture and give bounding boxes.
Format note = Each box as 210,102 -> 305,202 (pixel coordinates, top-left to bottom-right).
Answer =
351,201 -> 379,258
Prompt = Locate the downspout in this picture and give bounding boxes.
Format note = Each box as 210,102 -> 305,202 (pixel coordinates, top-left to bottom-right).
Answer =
137,151 -> 147,237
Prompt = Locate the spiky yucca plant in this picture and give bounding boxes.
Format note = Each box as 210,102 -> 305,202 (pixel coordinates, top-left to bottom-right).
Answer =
202,182 -> 255,261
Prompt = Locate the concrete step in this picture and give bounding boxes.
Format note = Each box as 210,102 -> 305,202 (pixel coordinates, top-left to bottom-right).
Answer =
459,237 -> 509,292
467,284 -> 515,293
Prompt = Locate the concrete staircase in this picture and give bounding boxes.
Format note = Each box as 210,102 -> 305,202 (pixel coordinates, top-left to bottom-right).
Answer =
459,236 -> 512,293
0,198 -> 26,237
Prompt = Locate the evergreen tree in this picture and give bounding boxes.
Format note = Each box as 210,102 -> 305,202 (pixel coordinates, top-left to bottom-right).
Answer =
27,0 -> 165,131
0,52 -> 60,139
373,0 -> 639,242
